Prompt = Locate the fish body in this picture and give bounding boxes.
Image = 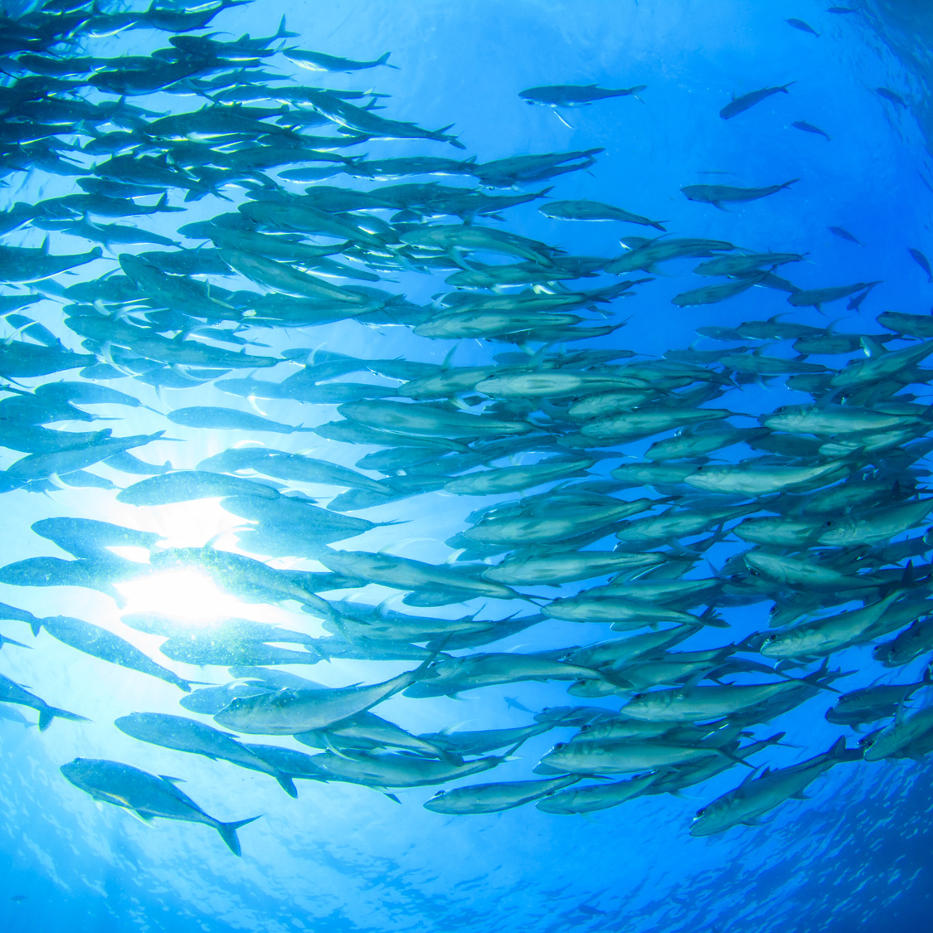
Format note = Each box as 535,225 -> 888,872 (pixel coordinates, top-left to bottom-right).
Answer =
425,775 -> 578,814
537,773 -> 657,813
690,739 -> 856,835
720,83 -> 793,119
115,712 -> 297,795
61,758 -> 259,855
519,84 -> 645,106
791,120 -> 830,140
786,18 -> 819,35
540,199 -> 664,230
41,615 -> 191,691
0,672 -> 86,729
214,655 -> 434,734
681,180 -> 797,207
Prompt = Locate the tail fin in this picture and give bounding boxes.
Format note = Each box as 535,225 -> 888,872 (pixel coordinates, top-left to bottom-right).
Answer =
38,705 -> 89,731
782,178 -> 800,191
376,52 -> 397,69
217,815 -> 261,857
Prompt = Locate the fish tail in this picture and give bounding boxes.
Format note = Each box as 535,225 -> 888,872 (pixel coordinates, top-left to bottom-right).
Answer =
217,815 -> 261,857
782,178 -> 800,190
38,705 -> 88,731
376,52 -> 397,69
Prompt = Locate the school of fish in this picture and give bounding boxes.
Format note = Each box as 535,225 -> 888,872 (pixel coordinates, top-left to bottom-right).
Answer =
1,0 -> 932,856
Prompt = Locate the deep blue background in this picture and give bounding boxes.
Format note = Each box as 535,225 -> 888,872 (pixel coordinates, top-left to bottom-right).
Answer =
1,1 -> 932,931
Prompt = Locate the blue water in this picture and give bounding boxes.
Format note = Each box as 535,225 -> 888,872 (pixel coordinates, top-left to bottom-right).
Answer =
1,1 -> 933,930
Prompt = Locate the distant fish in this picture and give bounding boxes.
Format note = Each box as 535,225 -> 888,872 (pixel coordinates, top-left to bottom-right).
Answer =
519,84 -> 646,106
908,247 -> 933,282
791,120 -> 830,140
720,83 -> 793,120
827,6 -> 857,13
876,86 -> 907,107
828,225 -> 861,244
786,18 -> 820,36
681,179 -> 797,208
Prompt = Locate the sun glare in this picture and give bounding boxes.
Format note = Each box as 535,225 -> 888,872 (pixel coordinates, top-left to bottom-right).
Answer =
115,568 -> 249,628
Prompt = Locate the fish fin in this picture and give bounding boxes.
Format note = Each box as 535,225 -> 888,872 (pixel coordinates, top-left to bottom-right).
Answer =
159,774 -> 185,784
128,810 -> 154,825
39,706 -> 88,730
217,815 -> 261,857
554,110 -> 574,129
275,774 -> 298,798
0,635 -> 29,649
723,748 -> 757,770
384,792 -> 402,804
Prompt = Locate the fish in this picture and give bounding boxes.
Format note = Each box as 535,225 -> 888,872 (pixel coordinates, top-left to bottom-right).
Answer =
0,672 -> 87,730
214,651 -> 439,734
424,775 -> 579,814
283,49 -> 394,72
876,86 -> 907,108
828,225 -> 860,244
787,280 -> 880,308
619,668 -> 836,723
519,84 -> 645,106
535,773 -> 658,814
681,180 -> 797,208
791,120 -> 830,140
786,18 -> 819,36
115,712 -> 297,796
862,706 -> 933,760
908,247 -> 933,282
672,273 -> 767,307
61,758 -> 259,855
826,668 -> 932,727
540,199 -> 665,230
690,738 -> 859,835
40,615 -> 192,691
117,470 -> 281,506
166,405 -> 315,434
719,83 -> 793,120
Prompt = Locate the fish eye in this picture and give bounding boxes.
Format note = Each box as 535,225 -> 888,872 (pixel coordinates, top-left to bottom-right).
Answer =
553,742 -> 565,750
696,807 -> 706,817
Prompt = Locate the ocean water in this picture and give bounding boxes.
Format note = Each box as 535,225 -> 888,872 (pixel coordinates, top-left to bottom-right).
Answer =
1,1 -> 933,931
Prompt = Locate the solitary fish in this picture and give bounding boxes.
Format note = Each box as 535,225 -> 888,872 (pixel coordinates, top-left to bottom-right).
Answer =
283,49 -> 395,72
791,120 -> 830,140
61,758 -> 259,855
908,247 -> 933,282
786,18 -> 819,36
681,180 -> 797,208
519,84 -> 645,106
720,83 -> 793,120
876,86 -> 907,108
828,225 -> 860,244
